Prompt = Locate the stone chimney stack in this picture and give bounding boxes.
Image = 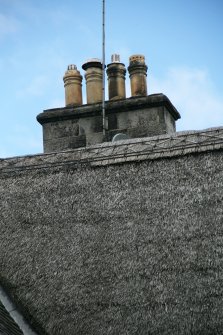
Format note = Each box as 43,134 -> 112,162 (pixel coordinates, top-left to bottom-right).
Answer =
128,55 -> 148,97
82,59 -> 103,104
38,53 -> 181,153
63,64 -> 83,106
106,54 -> 126,100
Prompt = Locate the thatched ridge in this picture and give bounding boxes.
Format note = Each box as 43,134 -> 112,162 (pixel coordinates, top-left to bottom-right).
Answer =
1,127 -> 223,172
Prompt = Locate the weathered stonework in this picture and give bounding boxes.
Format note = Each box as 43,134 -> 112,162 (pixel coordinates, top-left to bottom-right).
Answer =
37,94 -> 180,153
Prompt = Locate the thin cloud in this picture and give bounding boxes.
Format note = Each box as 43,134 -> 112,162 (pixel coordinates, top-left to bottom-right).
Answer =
150,67 -> 223,131
16,75 -> 50,98
0,13 -> 19,38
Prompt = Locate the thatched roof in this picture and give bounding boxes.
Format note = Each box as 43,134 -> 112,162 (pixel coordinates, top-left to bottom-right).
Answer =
1,127 -> 223,171
0,127 -> 223,334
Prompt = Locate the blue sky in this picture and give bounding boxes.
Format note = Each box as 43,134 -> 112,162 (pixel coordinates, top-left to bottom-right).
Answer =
0,0 -> 222,157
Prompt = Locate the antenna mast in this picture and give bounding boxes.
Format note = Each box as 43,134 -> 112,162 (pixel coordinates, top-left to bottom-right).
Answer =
102,0 -> 106,136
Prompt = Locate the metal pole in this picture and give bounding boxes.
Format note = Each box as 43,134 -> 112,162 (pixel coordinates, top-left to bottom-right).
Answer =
102,0 -> 106,136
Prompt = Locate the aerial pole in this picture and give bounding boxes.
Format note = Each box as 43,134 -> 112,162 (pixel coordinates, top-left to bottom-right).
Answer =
102,0 -> 106,136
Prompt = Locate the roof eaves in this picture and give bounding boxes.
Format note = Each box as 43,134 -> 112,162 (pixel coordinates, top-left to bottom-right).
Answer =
0,286 -> 38,335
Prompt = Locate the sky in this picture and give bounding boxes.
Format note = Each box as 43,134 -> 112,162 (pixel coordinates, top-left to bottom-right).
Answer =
0,0 -> 222,157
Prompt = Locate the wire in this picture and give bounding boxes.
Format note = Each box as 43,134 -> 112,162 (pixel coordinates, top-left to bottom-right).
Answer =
102,0 -> 106,136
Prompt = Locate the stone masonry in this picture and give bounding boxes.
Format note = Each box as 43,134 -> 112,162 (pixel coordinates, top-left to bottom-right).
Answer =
37,55 -> 181,153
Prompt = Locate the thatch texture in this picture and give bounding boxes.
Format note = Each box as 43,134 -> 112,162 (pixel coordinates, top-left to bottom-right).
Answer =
0,128 -> 223,334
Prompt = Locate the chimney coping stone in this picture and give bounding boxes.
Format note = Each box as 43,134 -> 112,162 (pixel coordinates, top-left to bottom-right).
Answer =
37,94 -> 181,125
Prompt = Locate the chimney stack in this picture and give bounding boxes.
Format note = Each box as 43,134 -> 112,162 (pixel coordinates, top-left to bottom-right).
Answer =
106,54 -> 126,100
82,59 -> 103,104
63,64 -> 83,106
128,55 -> 148,97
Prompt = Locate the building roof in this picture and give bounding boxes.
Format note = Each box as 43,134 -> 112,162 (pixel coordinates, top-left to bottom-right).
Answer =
0,127 -> 223,334
0,285 -> 38,335
1,126 -> 222,171
0,299 -> 23,335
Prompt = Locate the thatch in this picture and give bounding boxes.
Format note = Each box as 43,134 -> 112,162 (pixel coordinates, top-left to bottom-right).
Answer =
0,127 -> 223,172
0,127 -> 223,334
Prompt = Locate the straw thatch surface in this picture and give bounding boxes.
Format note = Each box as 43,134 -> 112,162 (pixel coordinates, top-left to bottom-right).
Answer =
0,128 -> 223,334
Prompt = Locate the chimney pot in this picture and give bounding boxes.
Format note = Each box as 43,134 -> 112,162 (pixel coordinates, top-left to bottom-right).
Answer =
128,54 -> 148,97
82,59 -> 103,104
63,64 -> 83,107
107,55 -> 126,100
129,54 -> 145,65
